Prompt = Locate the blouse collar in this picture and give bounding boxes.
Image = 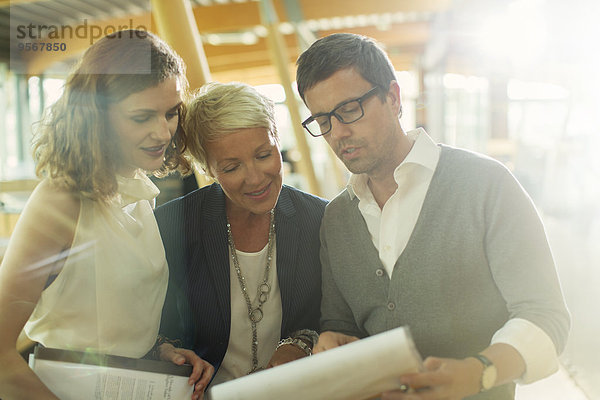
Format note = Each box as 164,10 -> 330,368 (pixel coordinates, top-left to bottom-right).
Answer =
116,171 -> 160,208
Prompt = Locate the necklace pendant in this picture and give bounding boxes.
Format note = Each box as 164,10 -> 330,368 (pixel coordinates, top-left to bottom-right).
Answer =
259,282 -> 270,293
249,308 -> 263,323
258,283 -> 271,303
258,292 -> 269,303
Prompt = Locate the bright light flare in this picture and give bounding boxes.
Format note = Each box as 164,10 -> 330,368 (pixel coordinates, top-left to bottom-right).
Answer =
476,0 -> 548,67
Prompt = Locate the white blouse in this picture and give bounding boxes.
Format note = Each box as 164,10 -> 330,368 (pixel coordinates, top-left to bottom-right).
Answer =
211,241 -> 282,385
24,172 -> 168,358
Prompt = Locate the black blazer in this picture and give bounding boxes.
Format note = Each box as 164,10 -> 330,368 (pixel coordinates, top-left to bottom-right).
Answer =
155,183 -> 327,371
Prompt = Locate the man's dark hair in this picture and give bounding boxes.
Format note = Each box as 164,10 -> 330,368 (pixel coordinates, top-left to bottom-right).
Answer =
296,33 -> 397,102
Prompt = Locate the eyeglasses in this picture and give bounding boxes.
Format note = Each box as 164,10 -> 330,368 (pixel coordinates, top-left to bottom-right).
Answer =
302,86 -> 380,137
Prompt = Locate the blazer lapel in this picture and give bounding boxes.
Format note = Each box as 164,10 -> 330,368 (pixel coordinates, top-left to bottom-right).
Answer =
274,187 -> 299,332
199,184 -> 231,329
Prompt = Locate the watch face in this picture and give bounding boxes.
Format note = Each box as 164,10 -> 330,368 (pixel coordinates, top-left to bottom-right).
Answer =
482,365 -> 498,390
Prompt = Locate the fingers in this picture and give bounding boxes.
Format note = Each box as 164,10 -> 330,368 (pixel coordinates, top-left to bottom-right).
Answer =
161,346 -> 213,390
192,385 -> 204,400
158,345 -> 213,400
401,371 -> 448,391
391,357 -> 480,400
312,342 -> 327,354
190,359 -> 214,400
196,361 -> 214,388
159,343 -> 185,364
343,335 -> 360,345
169,347 -> 193,367
422,357 -> 443,371
382,385 -> 441,400
187,354 -> 214,388
313,331 -> 359,353
398,357 -> 447,389
381,385 -> 421,400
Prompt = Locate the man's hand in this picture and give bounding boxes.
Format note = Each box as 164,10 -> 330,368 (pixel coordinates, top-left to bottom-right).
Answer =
158,343 -> 215,400
381,356 -> 482,400
266,344 -> 307,368
313,331 -> 359,354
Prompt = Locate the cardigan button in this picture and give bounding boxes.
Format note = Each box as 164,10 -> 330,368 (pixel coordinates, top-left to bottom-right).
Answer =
375,268 -> 384,277
387,302 -> 396,311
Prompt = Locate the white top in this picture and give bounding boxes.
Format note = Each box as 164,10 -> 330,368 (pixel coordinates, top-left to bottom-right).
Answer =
212,241 -> 282,386
24,172 -> 168,358
347,127 -> 559,383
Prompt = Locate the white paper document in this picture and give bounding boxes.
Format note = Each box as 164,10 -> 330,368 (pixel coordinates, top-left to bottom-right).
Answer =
208,326 -> 423,400
29,346 -> 193,400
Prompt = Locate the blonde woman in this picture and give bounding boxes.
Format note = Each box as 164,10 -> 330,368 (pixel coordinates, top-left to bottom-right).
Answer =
0,30 -> 212,400
156,82 -> 326,387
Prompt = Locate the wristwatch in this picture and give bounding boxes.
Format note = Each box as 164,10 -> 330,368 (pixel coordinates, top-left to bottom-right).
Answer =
473,354 -> 497,392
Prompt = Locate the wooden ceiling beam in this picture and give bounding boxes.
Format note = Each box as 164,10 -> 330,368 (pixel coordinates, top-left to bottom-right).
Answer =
192,2 -> 262,32
317,21 -> 431,48
211,63 -> 291,86
189,0 -> 449,33
203,21 -> 429,73
0,0 -> 38,7
18,1 -> 437,80
298,0 -> 452,19
204,45 -> 295,73
209,52 -> 419,87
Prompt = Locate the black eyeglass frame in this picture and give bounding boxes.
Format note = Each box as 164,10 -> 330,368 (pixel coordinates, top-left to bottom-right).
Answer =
302,86 -> 380,137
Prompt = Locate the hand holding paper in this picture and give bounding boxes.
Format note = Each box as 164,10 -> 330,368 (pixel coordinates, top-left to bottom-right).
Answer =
158,343 -> 214,399
208,326 -> 422,400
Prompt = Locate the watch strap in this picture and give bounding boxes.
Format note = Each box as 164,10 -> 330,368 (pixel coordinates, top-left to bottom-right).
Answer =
473,354 -> 493,367
472,354 -> 496,392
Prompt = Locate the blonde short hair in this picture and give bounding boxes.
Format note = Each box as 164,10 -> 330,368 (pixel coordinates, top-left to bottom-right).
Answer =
183,81 -> 277,175
33,30 -> 191,201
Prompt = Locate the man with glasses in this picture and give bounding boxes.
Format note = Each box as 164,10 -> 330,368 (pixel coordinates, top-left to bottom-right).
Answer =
296,33 -> 569,400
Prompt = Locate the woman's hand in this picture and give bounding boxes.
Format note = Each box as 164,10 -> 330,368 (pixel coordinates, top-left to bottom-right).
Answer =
266,344 -> 307,368
158,343 -> 214,400
313,331 -> 359,354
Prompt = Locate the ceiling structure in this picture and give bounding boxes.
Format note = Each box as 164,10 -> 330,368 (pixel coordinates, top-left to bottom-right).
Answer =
0,0 -> 453,85
1,0 -> 595,195
2,0 -> 589,107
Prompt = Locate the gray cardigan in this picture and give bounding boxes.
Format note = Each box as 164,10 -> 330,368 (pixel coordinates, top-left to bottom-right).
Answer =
319,145 -> 570,400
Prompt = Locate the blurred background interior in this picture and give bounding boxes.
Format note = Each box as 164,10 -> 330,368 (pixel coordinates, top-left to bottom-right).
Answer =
0,0 -> 598,398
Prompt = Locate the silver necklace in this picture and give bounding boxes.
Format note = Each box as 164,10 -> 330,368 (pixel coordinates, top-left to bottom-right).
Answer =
226,208 -> 275,373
